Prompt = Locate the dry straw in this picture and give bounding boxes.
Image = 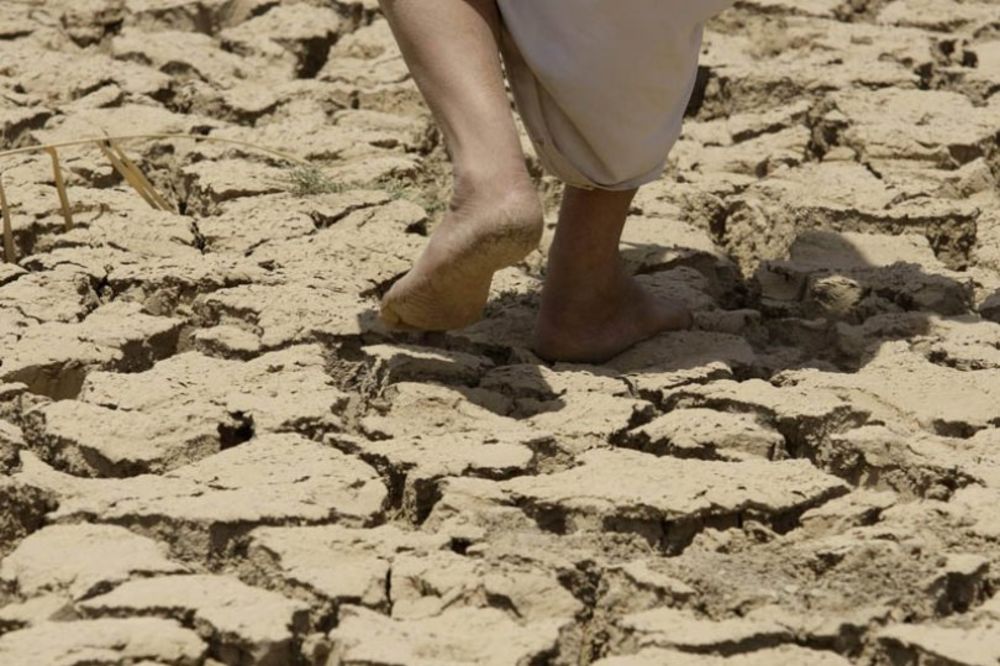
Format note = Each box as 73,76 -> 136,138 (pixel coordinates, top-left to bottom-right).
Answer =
96,141 -> 168,212
0,177 -> 15,263
45,147 -> 73,230
0,133 -> 307,263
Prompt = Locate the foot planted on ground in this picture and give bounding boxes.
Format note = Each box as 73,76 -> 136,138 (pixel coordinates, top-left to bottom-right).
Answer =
379,181 -> 543,331
534,268 -> 694,364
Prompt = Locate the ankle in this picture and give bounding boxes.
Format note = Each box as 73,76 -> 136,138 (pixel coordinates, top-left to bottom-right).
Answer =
449,168 -> 543,241
540,269 -> 627,326
544,257 -> 628,303
453,164 -> 534,202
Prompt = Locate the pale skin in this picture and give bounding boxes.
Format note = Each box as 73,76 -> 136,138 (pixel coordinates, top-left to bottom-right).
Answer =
377,0 -> 693,363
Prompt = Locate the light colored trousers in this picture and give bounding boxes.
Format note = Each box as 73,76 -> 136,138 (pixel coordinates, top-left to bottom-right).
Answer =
497,0 -> 735,190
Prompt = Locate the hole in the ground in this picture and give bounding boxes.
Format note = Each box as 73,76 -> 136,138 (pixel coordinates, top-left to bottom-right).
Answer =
218,411 -> 254,449
296,37 -> 334,79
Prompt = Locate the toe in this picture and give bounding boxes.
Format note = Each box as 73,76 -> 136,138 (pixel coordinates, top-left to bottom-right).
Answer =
379,280 -> 422,331
378,293 -> 405,330
378,307 -> 401,329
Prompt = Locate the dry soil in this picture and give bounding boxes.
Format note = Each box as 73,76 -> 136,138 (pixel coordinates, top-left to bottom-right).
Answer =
1,0 -> 1000,665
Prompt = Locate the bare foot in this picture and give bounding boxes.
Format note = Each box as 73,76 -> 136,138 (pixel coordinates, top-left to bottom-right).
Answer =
534,269 -> 694,364
380,179 -> 543,331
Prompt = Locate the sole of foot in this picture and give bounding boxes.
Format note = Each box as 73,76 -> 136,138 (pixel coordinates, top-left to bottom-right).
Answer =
380,186 -> 543,331
533,274 -> 694,364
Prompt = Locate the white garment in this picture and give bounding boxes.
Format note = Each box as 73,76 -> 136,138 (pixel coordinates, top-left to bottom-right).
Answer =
498,0 -> 734,190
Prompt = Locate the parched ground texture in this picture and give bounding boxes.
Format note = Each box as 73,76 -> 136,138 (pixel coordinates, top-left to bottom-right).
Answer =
2,0 -> 1000,664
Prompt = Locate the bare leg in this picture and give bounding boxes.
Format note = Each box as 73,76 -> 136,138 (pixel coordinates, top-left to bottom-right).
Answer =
534,186 -> 693,363
377,0 -> 542,330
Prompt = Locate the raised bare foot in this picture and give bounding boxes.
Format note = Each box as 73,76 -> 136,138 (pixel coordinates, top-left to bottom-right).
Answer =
380,178 -> 543,331
534,268 -> 694,364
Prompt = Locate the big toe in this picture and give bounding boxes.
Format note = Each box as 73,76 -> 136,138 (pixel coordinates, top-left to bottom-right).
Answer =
378,282 -> 424,331
378,297 -> 412,331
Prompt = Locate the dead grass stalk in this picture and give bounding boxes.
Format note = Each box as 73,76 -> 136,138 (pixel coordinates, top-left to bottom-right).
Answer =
0,176 -> 13,263
0,133 -> 310,263
45,147 -> 73,230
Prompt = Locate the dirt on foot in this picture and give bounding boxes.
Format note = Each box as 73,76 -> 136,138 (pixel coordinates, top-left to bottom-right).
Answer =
534,270 -> 695,364
380,183 -> 543,331
1,1 -> 1000,665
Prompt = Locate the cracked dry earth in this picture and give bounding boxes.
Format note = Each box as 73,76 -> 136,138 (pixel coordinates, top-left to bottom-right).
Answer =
2,1 -> 1000,665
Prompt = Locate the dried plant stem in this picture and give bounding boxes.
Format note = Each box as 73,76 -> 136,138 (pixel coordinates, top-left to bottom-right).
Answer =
0,133 -> 308,225
98,141 -> 162,210
45,147 -> 74,231
0,176 -> 15,263
109,140 -> 174,212
0,133 -> 307,165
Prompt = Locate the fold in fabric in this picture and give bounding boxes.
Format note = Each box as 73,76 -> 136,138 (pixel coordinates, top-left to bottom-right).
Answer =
498,0 -> 735,190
